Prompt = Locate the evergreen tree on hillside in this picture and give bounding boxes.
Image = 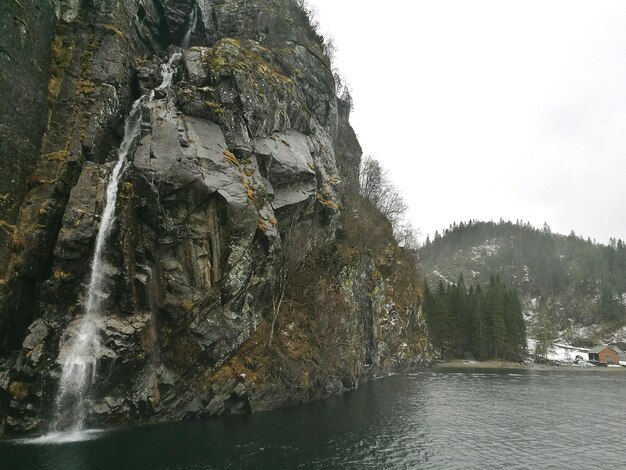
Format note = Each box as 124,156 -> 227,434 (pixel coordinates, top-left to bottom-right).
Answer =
503,289 -> 526,360
597,285 -> 625,323
531,299 -> 559,360
423,274 -> 526,361
419,219 -> 626,330
485,275 -> 507,358
471,283 -> 489,360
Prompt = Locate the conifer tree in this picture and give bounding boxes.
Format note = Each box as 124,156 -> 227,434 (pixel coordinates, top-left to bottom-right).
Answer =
531,299 -> 558,360
422,274 -> 527,361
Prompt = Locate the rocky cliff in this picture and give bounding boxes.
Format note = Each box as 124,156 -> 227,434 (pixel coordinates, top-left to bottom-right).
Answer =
0,0 -> 431,435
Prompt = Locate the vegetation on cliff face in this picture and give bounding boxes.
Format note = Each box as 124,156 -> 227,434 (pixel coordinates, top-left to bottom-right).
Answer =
0,0 -> 431,435
358,156 -> 419,249
206,194 -> 430,410
419,220 -> 626,345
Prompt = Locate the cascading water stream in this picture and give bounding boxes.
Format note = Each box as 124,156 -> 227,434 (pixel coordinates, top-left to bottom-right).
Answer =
180,5 -> 198,50
48,43 -> 190,436
154,52 -> 182,94
50,98 -> 143,433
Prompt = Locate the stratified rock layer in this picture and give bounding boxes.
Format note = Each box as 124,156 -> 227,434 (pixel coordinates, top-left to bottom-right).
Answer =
0,0 -> 432,434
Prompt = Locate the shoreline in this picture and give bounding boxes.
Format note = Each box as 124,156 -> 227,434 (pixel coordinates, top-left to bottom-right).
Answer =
433,359 -> 625,371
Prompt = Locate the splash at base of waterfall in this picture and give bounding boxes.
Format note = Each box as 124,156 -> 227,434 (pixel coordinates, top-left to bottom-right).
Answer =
15,429 -> 103,445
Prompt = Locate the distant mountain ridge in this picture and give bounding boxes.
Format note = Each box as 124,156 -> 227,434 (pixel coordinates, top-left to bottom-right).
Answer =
417,220 -> 626,346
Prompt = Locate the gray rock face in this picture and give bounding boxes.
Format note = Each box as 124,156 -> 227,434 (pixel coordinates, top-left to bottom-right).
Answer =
0,0 -> 58,280
0,0 -> 431,435
253,131 -> 316,209
131,90 -> 279,363
22,319 -> 49,352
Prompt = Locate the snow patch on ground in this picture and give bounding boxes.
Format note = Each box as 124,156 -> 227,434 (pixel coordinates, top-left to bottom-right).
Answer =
432,270 -> 450,284
522,299 -> 538,321
606,325 -> 626,343
570,324 -> 594,339
527,338 -> 591,363
470,240 -> 500,261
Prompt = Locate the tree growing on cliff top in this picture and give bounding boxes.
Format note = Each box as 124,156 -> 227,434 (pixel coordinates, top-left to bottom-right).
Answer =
358,156 -> 412,238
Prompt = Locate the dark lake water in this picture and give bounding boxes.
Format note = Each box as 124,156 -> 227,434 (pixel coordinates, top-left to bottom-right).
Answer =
2,368 -> 626,469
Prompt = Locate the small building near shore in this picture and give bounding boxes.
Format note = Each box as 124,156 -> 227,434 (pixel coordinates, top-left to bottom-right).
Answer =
588,345 -> 622,365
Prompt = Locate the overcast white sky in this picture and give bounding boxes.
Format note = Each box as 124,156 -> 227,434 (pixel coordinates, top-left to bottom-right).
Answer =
307,0 -> 626,244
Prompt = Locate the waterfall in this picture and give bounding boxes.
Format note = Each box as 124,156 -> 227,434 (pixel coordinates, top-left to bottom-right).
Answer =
155,52 -> 182,92
180,5 -> 198,50
51,98 -> 143,432
49,50 -> 183,436
86,100 -> 143,319
146,265 -> 161,365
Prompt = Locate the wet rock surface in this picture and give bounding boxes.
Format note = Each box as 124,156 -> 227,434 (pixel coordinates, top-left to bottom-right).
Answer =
0,0 -> 58,275
0,0 -> 432,435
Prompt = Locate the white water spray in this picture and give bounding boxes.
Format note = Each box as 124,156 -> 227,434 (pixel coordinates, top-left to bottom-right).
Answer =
180,5 -> 198,50
49,49 -> 184,435
155,52 -> 182,92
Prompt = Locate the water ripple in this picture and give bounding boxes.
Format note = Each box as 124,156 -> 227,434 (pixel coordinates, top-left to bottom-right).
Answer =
3,369 -> 626,469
